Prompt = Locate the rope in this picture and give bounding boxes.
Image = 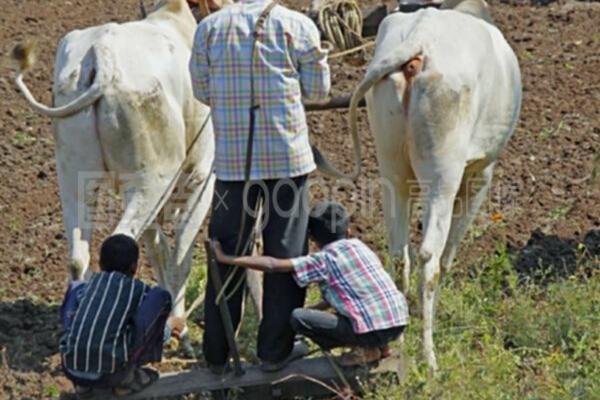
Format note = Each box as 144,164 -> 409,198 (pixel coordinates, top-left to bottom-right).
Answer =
318,0 -> 363,51
329,39 -> 374,59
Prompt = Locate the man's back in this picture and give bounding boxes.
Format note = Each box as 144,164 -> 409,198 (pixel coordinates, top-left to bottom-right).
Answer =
60,271 -> 148,374
190,0 -> 331,181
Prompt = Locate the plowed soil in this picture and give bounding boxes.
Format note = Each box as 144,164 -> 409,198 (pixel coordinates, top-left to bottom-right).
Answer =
0,0 -> 598,398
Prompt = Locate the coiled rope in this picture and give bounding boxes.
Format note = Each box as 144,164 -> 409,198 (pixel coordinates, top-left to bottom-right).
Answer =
317,0 -> 364,51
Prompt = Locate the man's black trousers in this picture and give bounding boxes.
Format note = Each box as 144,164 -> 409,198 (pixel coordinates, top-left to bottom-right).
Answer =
203,175 -> 309,365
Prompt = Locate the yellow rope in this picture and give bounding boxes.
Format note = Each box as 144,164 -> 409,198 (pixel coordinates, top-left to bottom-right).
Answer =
329,39 -> 374,59
317,0 -> 363,51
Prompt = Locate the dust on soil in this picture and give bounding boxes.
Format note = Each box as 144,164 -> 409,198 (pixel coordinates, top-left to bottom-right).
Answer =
0,0 -> 598,398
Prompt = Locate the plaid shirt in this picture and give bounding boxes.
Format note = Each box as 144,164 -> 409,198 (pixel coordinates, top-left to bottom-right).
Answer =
291,238 -> 409,334
189,0 -> 331,181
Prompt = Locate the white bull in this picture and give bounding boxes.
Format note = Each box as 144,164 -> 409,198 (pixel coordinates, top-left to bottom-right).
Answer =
349,0 -> 522,370
12,0 -> 215,321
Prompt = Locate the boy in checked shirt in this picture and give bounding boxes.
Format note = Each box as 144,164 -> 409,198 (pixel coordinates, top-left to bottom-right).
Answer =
213,202 -> 408,366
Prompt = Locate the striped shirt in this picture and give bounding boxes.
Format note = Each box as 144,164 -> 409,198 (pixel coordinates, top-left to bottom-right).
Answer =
189,0 -> 331,181
291,239 -> 409,334
59,272 -> 148,374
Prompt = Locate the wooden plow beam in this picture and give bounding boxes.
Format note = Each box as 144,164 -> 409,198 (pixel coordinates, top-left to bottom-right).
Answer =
303,95 -> 366,112
107,354 -> 404,399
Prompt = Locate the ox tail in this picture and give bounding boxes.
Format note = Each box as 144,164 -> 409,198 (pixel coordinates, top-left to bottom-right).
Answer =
348,41 -> 423,157
11,41 -> 104,119
311,104 -> 362,180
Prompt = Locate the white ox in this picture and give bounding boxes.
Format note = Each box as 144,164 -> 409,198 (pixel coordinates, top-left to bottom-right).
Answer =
12,0 -> 215,320
349,0 -> 522,369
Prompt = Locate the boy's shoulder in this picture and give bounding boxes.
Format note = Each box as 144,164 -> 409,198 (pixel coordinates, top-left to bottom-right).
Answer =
91,271 -> 149,290
324,238 -> 382,265
324,237 -> 368,251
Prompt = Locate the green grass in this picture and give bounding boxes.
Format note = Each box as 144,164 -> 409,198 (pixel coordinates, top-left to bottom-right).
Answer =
367,247 -> 600,400
183,253 -> 208,349
44,385 -> 60,398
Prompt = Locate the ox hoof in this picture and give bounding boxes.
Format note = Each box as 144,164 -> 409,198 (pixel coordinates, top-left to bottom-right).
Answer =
425,352 -> 438,374
68,260 -> 84,281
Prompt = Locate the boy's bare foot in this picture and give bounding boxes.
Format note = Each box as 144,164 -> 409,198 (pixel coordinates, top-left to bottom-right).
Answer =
338,346 -> 382,367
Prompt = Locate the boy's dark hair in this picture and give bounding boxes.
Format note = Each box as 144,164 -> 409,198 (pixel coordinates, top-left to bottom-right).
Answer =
100,234 -> 139,274
308,201 -> 349,246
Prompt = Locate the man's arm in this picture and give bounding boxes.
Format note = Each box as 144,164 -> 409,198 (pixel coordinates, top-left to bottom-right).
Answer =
189,23 -> 211,105
212,241 -> 294,273
297,20 -> 331,101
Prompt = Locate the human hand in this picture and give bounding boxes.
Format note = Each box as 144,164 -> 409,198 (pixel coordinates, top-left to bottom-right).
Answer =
195,0 -> 224,18
211,240 -> 230,264
208,0 -> 224,10
168,317 -> 185,339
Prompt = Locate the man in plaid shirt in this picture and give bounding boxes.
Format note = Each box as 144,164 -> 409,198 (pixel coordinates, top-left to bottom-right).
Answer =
214,202 -> 409,366
189,0 -> 331,372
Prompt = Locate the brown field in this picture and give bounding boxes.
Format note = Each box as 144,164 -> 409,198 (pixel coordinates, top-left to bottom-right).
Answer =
0,0 -> 598,398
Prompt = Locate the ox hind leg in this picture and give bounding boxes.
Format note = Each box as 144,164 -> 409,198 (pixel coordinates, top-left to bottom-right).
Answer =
54,112 -> 105,280
441,162 -> 495,273
412,159 -> 464,372
409,77 -> 472,371
380,164 -> 415,295
152,171 -> 215,358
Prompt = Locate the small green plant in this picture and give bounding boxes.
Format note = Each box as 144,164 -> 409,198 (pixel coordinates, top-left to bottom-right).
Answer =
523,49 -> 535,61
546,201 -> 574,221
539,120 -> 565,140
7,217 -> 21,233
13,131 -> 37,147
44,385 -> 60,398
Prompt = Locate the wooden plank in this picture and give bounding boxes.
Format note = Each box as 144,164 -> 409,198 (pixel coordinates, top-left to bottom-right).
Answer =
91,355 -> 403,399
